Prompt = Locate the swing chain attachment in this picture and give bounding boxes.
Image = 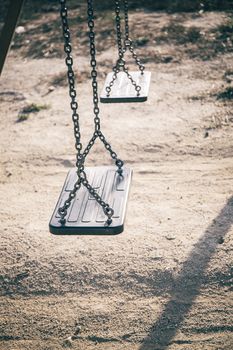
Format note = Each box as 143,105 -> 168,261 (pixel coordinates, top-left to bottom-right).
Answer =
57,0 -> 124,226
123,0 -> 145,74
105,0 -> 144,97
86,0 -> 124,176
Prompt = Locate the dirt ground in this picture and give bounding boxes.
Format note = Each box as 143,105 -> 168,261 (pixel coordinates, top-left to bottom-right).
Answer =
0,7 -> 233,350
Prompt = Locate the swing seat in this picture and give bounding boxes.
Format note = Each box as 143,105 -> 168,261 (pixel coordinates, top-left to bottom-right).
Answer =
100,71 -> 151,103
49,166 -> 132,235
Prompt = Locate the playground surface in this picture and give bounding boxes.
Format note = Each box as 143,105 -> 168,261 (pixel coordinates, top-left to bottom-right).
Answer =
0,6 -> 233,350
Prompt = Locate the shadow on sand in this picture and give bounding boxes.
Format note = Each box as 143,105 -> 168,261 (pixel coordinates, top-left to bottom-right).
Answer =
140,195 -> 233,350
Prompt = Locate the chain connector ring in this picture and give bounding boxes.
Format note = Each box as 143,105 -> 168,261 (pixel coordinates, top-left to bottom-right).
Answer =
59,218 -> 66,225
124,38 -> 132,47
117,58 -> 125,67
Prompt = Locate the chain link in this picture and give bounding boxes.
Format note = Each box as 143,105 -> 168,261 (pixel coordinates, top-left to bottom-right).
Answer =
123,0 -> 129,40
125,40 -> 145,74
115,0 -> 124,60
58,0 -> 124,226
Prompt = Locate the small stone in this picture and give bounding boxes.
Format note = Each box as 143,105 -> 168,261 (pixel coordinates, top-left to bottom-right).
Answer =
48,86 -> 55,92
15,26 -> 25,34
74,325 -> 81,336
165,235 -> 175,240
218,237 -> 224,244
63,336 -> 73,347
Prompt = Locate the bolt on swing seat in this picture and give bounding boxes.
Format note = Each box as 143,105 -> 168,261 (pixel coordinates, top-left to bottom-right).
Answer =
100,0 -> 151,104
49,0 -> 132,235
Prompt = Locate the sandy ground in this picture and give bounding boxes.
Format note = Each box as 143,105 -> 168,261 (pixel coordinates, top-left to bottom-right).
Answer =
0,9 -> 233,350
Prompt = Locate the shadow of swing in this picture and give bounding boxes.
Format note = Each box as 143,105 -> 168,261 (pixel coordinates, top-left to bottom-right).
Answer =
139,195 -> 233,350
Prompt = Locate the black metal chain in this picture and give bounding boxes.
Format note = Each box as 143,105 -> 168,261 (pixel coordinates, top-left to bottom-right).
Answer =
123,0 -> 129,41
86,0 -> 124,175
115,0 -> 124,61
58,0 -> 83,223
57,0 -> 124,226
105,0 -> 145,97
123,0 -> 145,73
